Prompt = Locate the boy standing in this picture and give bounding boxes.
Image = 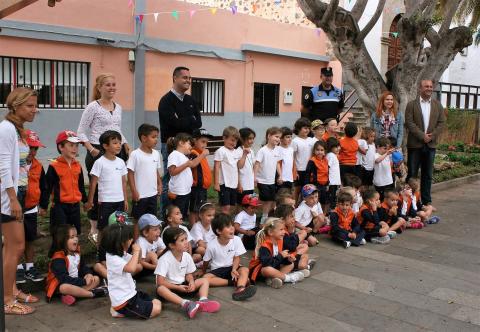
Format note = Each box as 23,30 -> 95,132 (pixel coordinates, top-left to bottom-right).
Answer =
127,124 -> 162,237
338,122 -> 359,182
45,131 -> 87,235
86,131 -> 128,233
373,137 -> 394,201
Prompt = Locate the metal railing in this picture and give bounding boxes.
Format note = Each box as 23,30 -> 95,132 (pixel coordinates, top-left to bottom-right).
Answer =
435,82 -> 480,110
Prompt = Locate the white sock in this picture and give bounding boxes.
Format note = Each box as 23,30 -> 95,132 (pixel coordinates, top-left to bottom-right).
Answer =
181,299 -> 188,307
284,274 -> 292,283
199,296 -> 208,301
17,264 -> 24,270
25,262 -> 34,270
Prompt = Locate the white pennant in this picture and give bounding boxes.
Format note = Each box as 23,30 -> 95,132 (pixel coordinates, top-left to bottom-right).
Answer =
154,12 -> 159,22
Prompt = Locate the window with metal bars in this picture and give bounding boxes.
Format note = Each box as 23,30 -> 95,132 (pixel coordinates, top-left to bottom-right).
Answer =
191,78 -> 224,115
0,56 -> 89,109
253,82 -> 279,116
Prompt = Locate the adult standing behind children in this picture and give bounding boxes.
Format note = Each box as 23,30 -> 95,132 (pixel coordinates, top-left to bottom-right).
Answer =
371,91 -> 404,149
405,80 -> 445,205
77,73 -> 131,242
158,67 -> 203,214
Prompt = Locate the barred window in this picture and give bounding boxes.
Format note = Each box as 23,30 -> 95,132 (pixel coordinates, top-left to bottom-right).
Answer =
0,56 -> 89,109
191,78 -> 224,115
253,82 -> 279,116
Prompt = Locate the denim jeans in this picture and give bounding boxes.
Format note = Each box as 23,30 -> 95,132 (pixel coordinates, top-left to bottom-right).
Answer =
407,146 -> 436,204
160,143 -> 170,218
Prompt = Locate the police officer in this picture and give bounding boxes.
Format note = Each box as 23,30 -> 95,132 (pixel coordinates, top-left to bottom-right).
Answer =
302,67 -> 344,122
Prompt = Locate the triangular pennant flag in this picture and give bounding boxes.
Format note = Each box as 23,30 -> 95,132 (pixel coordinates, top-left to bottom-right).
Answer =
171,10 -> 179,20
392,32 -> 398,38
127,0 -> 133,8
138,14 -> 144,23
153,12 -> 159,22
231,5 -> 237,14
315,28 -> 321,37
210,8 -> 217,15
274,0 -> 281,5
189,10 -> 196,18
252,4 -> 258,13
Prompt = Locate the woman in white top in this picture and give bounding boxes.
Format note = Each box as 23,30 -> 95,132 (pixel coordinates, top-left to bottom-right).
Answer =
0,87 -> 39,314
77,74 -> 131,239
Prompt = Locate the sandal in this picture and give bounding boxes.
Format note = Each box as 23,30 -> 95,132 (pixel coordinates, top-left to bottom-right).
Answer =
15,290 -> 39,303
4,301 -> 35,315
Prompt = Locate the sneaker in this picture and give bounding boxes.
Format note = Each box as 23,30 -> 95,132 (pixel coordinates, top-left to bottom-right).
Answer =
343,241 -> 351,249
370,235 -> 390,244
197,299 -> 221,313
427,216 -> 440,224
61,294 -> 76,306
408,221 -> 424,229
387,231 -> 397,239
16,267 -> 26,284
183,300 -> 200,319
110,307 -> 125,318
307,259 -> 316,270
25,267 -> 44,282
266,277 -> 283,289
91,286 -> 109,298
232,285 -> 257,301
285,271 -> 305,283
318,225 -> 332,234
299,269 -> 310,278
360,238 -> 367,245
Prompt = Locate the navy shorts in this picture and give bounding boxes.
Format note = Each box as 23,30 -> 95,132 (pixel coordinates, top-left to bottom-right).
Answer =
219,185 -> 237,206
1,213 -> 16,224
98,201 -> 125,231
277,181 -> 293,192
257,183 -> 276,202
295,171 -> 308,187
131,195 -> 157,220
171,193 -> 190,220
23,212 -> 38,242
210,266 -> 235,286
116,290 -> 154,320
317,185 -> 328,205
50,202 -> 81,234
189,187 -> 207,212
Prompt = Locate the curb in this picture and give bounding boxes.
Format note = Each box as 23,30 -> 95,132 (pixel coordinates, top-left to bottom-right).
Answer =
432,173 -> 480,193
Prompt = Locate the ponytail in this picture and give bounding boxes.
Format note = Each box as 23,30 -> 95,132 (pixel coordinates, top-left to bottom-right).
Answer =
254,217 -> 284,256
92,73 -> 115,101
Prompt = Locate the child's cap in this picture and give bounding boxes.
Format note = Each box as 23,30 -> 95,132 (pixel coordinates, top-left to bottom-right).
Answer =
392,151 -> 404,164
192,128 -> 213,139
302,184 -> 318,198
138,213 -> 162,231
56,130 -> 81,145
25,130 -> 46,148
108,211 -> 132,226
242,194 -> 261,207
311,119 -> 323,130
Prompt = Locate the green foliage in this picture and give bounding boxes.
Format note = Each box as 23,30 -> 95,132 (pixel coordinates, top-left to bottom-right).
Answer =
433,165 -> 479,183
446,152 -> 480,166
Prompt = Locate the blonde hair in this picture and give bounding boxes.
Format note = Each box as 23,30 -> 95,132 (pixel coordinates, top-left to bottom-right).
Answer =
254,217 -> 285,256
5,87 -> 38,138
92,73 -> 115,100
222,126 -> 240,140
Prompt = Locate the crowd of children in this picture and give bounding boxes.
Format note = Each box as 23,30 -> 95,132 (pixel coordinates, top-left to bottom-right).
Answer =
20,116 -> 441,320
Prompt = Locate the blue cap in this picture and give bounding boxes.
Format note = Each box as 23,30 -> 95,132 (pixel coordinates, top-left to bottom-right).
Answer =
301,184 -> 318,198
392,151 -> 404,164
138,214 -> 162,231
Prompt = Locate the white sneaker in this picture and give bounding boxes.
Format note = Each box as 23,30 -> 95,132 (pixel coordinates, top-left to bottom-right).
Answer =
299,269 -> 310,278
343,241 -> 351,249
360,238 -> 367,245
110,307 -> 124,318
307,259 -> 316,270
387,230 -> 397,239
265,277 -> 283,289
371,235 -> 390,244
285,271 -> 304,283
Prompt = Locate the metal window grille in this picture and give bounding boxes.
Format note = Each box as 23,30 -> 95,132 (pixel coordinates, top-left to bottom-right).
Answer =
191,78 -> 225,115
253,82 -> 279,116
0,56 -> 89,109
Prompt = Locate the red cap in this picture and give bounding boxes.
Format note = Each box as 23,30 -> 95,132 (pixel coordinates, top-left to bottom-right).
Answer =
55,130 -> 81,145
25,130 -> 45,148
241,194 -> 261,207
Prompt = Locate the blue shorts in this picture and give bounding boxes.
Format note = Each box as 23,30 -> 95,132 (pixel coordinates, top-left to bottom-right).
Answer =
219,185 -> 237,206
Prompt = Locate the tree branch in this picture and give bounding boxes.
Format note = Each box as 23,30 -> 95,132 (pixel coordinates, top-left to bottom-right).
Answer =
350,0 -> 367,22
438,0 -> 461,35
407,0 -> 434,18
355,0 -> 386,44
426,27 -> 440,46
320,0 -> 339,26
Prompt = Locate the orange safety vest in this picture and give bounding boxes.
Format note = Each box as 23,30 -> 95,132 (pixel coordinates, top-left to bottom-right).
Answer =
191,148 -> 212,189
249,237 -> 284,282
357,204 -> 376,230
338,137 -> 358,165
25,158 -> 43,209
45,249 -> 81,301
322,132 -> 339,142
49,157 -> 83,203
309,156 -> 329,185
333,207 -> 355,231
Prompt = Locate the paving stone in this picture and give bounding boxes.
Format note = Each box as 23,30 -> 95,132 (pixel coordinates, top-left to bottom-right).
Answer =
450,306 -> 480,326
312,271 -> 375,294
429,288 -> 480,309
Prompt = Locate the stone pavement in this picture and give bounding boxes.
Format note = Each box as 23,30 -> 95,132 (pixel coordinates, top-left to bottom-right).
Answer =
6,180 -> 480,332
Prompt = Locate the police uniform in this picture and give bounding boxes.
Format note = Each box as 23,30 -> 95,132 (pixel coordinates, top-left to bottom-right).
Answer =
302,67 -> 344,122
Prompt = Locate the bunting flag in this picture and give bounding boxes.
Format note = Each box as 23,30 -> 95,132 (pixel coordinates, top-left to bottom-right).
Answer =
391,32 -> 399,38
316,28 -> 321,37
135,14 -> 144,23
231,5 -> 238,15
153,12 -> 159,22
189,10 -> 196,18
274,0 -> 281,5
252,4 -> 258,13
171,10 -> 179,20
210,8 -> 217,15
127,0 -> 133,8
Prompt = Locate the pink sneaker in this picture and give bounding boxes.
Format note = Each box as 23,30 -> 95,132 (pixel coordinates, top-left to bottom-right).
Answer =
61,295 -> 76,306
197,299 -> 221,313
407,221 -> 424,229
318,225 -> 332,234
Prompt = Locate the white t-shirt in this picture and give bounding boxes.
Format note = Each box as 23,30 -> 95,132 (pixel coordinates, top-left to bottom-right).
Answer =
357,139 -> 367,166
106,253 -> 137,307
161,224 -> 193,243
363,143 -> 376,171
127,149 -> 162,198
236,147 -> 255,191
277,145 -> 294,182
67,253 -> 80,278
255,145 -> 282,185
234,210 -> 257,237
90,156 -> 127,202
295,200 -> 323,227
352,191 -> 363,213
167,150 -> 193,195
136,236 -> 166,259
190,222 -> 217,245
326,152 -> 341,185
214,146 -> 240,189
203,236 -> 246,270
154,251 -> 196,285
373,153 -> 393,186
292,136 -> 312,171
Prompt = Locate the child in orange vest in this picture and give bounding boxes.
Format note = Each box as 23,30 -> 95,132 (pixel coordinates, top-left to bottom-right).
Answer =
377,189 -> 407,238
329,192 -> 366,248
249,218 -> 306,289
189,128 -> 212,227
407,177 -> 439,225
305,140 -> 329,211
357,189 -> 390,244
339,122 -> 359,183
46,224 -> 107,305
397,182 -> 424,229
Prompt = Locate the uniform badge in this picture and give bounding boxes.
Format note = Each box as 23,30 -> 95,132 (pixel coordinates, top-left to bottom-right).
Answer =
304,94 -> 309,100
317,91 -> 323,97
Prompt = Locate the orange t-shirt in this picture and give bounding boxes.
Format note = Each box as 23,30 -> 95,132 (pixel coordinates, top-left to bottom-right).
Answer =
338,137 -> 358,166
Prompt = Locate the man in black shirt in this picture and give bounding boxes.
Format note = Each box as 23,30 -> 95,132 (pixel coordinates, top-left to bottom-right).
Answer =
301,67 -> 344,122
158,66 -> 202,213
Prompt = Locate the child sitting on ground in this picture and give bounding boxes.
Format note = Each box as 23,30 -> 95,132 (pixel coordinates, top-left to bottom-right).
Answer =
202,213 -> 257,301
275,188 -> 296,208
46,225 -> 108,306
357,189 -> 390,244
294,184 -> 326,245
234,194 -> 261,250
397,182 -> 424,229
408,177 -> 439,224
329,192 -> 366,249
377,189 -> 407,238
105,223 -> 161,319
136,214 -> 166,275
190,203 -> 217,254
249,218 -> 306,289
343,175 -> 363,213
155,227 -> 221,319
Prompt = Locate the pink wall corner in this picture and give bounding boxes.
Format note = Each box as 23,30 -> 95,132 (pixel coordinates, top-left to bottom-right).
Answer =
329,60 -> 343,87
